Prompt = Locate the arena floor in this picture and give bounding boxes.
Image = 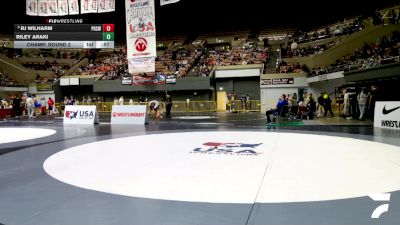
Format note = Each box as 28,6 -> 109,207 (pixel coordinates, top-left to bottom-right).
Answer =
0,113 -> 399,225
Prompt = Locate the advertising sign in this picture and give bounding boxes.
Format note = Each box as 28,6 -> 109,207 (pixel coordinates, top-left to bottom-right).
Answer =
261,78 -> 294,86
63,105 -> 98,124
111,105 -> 148,125
125,0 -> 156,59
374,101 -> 400,130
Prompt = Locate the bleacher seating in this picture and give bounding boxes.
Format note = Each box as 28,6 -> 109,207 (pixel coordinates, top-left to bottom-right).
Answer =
307,30 -> 400,76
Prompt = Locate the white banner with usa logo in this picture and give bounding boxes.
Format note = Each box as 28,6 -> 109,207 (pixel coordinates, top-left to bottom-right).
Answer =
125,0 -> 156,74
63,105 -> 98,124
374,101 -> 400,130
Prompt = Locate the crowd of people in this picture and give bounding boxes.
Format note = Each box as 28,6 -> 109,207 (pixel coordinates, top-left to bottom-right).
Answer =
264,84 -> 384,124
201,45 -> 269,67
0,72 -> 19,87
72,47 -> 205,80
281,7 -> 399,60
265,91 -> 341,124
278,61 -> 308,73
21,61 -> 71,83
0,95 -> 56,118
21,60 -> 71,71
13,50 -> 83,84
66,43 -> 271,80
279,17 -> 365,59
290,18 -> 364,45
270,85 -> 384,122
1,7 -> 397,85
307,31 -> 400,76
339,84 -> 382,121
155,48 -> 203,77
73,49 -> 129,79
283,39 -> 340,58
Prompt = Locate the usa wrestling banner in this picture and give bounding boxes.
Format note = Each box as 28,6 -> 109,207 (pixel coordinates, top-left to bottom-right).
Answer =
125,0 -> 157,74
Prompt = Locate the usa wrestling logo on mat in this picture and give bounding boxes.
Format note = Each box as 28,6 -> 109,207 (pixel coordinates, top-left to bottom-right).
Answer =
190,142 -> 262,156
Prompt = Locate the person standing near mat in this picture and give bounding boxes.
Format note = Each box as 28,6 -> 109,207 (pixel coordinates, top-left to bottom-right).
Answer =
323,93 -> 334,117
165,94 -> 172,118
48,97 -> 55,116
25,95 -> 35,119
12,95 -> 22,118
357,88 -> 368,120
317,93 -> 325,117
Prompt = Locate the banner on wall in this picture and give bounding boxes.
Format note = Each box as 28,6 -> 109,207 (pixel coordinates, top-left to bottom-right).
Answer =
58,0 -> 69,15
98,0 -> 115,13
128,57 -> 155,74
48,0 -> 59,16
81,0 -> 90,13
97,0 -> 107,13
27,0 -> 115,15
38,0 -> 49,16
374,101 -> 400,130
261,78 -> 294,86
27,0 -> 38,16
160,0 -> 180,6
125,0 -> 156,74
68,0 -> 79,15
132,74 -> 165,85
107,0 -> 115,12
165,75 -> 177,84
89,0 -> 98,13
121,76 -> 133,85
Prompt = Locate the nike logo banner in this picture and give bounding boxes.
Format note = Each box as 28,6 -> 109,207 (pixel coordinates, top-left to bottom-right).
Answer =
374,102 -> 400,130
382,106 -> 400,115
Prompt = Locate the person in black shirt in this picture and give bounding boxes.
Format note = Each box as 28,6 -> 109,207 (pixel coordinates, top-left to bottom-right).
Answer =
317,93 -> 325,116
368,84 -> 382,121
12,95 -> 22,118
165,94 -> 172,118
307,94 -> 316,120
323,94 -> 334,116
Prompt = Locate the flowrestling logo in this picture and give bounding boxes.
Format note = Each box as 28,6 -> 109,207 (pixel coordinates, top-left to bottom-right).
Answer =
190,142 -> 262,156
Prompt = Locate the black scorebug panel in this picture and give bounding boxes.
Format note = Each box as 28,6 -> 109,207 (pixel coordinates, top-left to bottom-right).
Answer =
14,23 -> 114,49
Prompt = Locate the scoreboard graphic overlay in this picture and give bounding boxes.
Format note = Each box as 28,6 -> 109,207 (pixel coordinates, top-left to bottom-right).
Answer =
14,24 -> 115,49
